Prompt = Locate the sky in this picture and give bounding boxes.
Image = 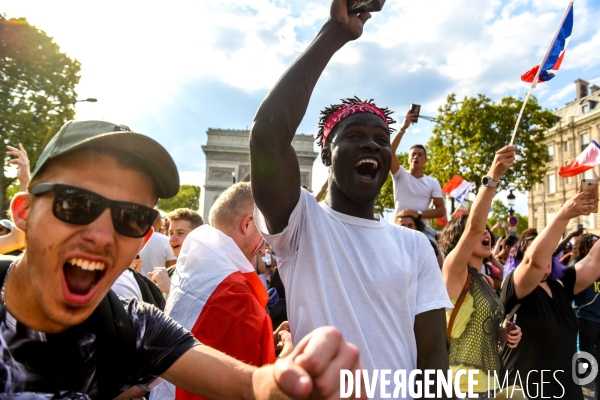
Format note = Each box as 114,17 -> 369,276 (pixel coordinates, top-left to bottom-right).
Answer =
5,0 -> 600,216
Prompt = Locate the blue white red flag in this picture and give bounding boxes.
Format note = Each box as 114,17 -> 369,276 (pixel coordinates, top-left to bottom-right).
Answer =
441,175 -> 473,204
521,2 -> 573,83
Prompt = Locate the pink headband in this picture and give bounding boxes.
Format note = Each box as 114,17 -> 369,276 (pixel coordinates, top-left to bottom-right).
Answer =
322,102 -> 389,144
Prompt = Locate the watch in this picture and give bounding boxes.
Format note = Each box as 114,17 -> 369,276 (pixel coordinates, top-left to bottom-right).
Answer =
417,210 -> 423,218
481,176 -> 500,188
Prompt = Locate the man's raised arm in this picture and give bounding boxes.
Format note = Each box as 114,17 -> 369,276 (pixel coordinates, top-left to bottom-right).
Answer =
250,0 -> 371,234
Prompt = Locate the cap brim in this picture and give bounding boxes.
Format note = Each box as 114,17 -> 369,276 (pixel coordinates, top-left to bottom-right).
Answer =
58,132 -> 179,199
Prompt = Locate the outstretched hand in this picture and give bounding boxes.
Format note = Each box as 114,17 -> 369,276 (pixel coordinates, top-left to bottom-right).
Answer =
488,145 -> 516,181
560,191 -> 598,219
271,326 -> 362,399
6,144 -> 31,189
328,0 -> 372,41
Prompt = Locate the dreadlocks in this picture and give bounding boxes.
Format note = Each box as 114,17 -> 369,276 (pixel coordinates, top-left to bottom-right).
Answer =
316,96 -> 396,148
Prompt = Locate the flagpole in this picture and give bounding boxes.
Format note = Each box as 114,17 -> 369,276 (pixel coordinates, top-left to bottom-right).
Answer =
509,1 -> 574,146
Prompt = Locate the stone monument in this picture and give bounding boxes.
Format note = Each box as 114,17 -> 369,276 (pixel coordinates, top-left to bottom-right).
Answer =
200,128 -> 318,222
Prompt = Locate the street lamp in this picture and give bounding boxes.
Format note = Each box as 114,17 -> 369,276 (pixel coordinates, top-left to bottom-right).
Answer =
507,190 -> 516,216
76,98 -> 97,103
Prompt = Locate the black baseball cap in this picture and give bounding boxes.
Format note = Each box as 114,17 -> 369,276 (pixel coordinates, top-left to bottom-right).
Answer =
31,120 -> 179,199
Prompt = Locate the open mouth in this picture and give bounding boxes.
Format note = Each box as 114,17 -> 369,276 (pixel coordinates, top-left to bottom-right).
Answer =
482,238 -> 491,248
354,158 -> 379,180
63,258 -> 106,296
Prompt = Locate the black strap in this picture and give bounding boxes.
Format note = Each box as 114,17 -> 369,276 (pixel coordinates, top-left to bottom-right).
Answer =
447,273 -> 472,349
130,268 -> 166,311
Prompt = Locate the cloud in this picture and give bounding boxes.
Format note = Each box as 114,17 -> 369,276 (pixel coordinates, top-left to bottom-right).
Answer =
5,0 -> 600,196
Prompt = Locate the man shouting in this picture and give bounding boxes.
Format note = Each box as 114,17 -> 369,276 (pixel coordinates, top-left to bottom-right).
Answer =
250,1 -> 452,398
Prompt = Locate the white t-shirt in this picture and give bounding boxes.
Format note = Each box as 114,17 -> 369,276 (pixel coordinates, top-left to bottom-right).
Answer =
111,270 -> 143,301
255,190 -> 452,377
139,232 -> 176,276
392,166 -> 443,225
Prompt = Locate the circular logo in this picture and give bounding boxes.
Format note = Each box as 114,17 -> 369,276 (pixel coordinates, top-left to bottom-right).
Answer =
508,216 -> 518,227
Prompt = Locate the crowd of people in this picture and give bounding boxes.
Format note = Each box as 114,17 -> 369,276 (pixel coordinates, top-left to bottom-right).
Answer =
2,1 -> 600,400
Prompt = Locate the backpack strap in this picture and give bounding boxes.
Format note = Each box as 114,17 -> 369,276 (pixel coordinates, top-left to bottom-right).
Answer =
90,290 -> 137,399
130,268 -> 166,311
447,272 -> 472,349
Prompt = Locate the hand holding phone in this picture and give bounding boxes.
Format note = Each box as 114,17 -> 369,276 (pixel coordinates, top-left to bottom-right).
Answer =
581,178 -> 599,213
409,104 -> 421,124
347,0 -> 386,14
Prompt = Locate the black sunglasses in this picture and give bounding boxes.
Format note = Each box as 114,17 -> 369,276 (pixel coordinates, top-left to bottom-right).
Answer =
30,183 -> 158,238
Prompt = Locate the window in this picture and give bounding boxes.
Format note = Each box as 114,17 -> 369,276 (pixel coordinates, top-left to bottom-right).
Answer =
590,214 -> 597,230
583,104 -> 590,114
582,133 -> 591,151
548,174 -> 556,193
564,140 -> 569,152
548,145 -> 554,161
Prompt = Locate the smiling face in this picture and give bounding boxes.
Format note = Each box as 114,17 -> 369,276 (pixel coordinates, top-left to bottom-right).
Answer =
324,113 -> 391,204
12,152 -> 156,332
169,219 -> 195,257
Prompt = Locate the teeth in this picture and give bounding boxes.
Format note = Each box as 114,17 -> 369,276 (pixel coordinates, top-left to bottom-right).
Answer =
354,158 -> 378,169
69,258 -> 106,271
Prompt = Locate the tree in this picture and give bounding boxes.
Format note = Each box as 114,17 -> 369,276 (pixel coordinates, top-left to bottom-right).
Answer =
426,93 -> 556,195
158,185 -> 201,212
1,16 -> 81,211
488,199 -> 529,236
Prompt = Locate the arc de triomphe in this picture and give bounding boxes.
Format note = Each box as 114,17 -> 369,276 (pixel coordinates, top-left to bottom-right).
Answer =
200,128 -> 318,222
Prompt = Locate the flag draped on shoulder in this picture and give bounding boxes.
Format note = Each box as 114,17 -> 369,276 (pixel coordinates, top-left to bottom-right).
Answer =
559,141 -> 600,178
151,225 -> 274,400
442,175 -> 473,204
521,2 -> 573,83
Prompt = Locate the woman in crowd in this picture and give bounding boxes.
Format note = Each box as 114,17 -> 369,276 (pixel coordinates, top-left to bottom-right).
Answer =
494,234 -> 518,265
440,146 -> 521,398
501,192 -> 598,399
395,212 -> 443,268
572,234 -> 600,399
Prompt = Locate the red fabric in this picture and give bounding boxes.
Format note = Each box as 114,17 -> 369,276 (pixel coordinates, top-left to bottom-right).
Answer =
559,141 -> 600,177
521,65 -> 540,83
436,213 -> 448,227
322,102 -> 388,144
175,271 -> 275,400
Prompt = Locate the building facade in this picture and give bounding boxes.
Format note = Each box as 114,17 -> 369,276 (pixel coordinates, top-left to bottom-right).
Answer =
529,79 -> 600,234
199,128 -> 318,222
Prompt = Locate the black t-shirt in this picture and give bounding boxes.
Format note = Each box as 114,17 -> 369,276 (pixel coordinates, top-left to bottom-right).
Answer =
0,297 -> 199,399
501,268 -> 582,400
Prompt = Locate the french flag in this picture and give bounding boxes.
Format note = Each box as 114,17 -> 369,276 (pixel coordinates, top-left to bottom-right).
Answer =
151,225 -> 275,400
442,175 -> 473,204
521,2 -> 573,83
559,141 -> 600,178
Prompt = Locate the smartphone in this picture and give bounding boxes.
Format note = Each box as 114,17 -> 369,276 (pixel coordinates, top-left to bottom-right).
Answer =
347,0 -> 386,13
581,178 -> 599,213
578,223 -> 584,231
409,104 -> 421,123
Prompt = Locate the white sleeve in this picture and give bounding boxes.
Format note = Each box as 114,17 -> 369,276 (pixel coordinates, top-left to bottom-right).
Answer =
111,270 -> 143,301
431,177 -> 443,199
415,234 -> 453,314
254,189 -> 309,261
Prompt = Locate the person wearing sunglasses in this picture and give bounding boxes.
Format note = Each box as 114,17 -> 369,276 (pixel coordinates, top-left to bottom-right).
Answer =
3,120 -> 362,399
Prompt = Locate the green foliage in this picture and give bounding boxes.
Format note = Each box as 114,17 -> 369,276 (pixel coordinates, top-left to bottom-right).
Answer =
426,93 -> 555,195
487,199 -> 529,236
0,16 -> 81,211
158,185 -> 201,212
